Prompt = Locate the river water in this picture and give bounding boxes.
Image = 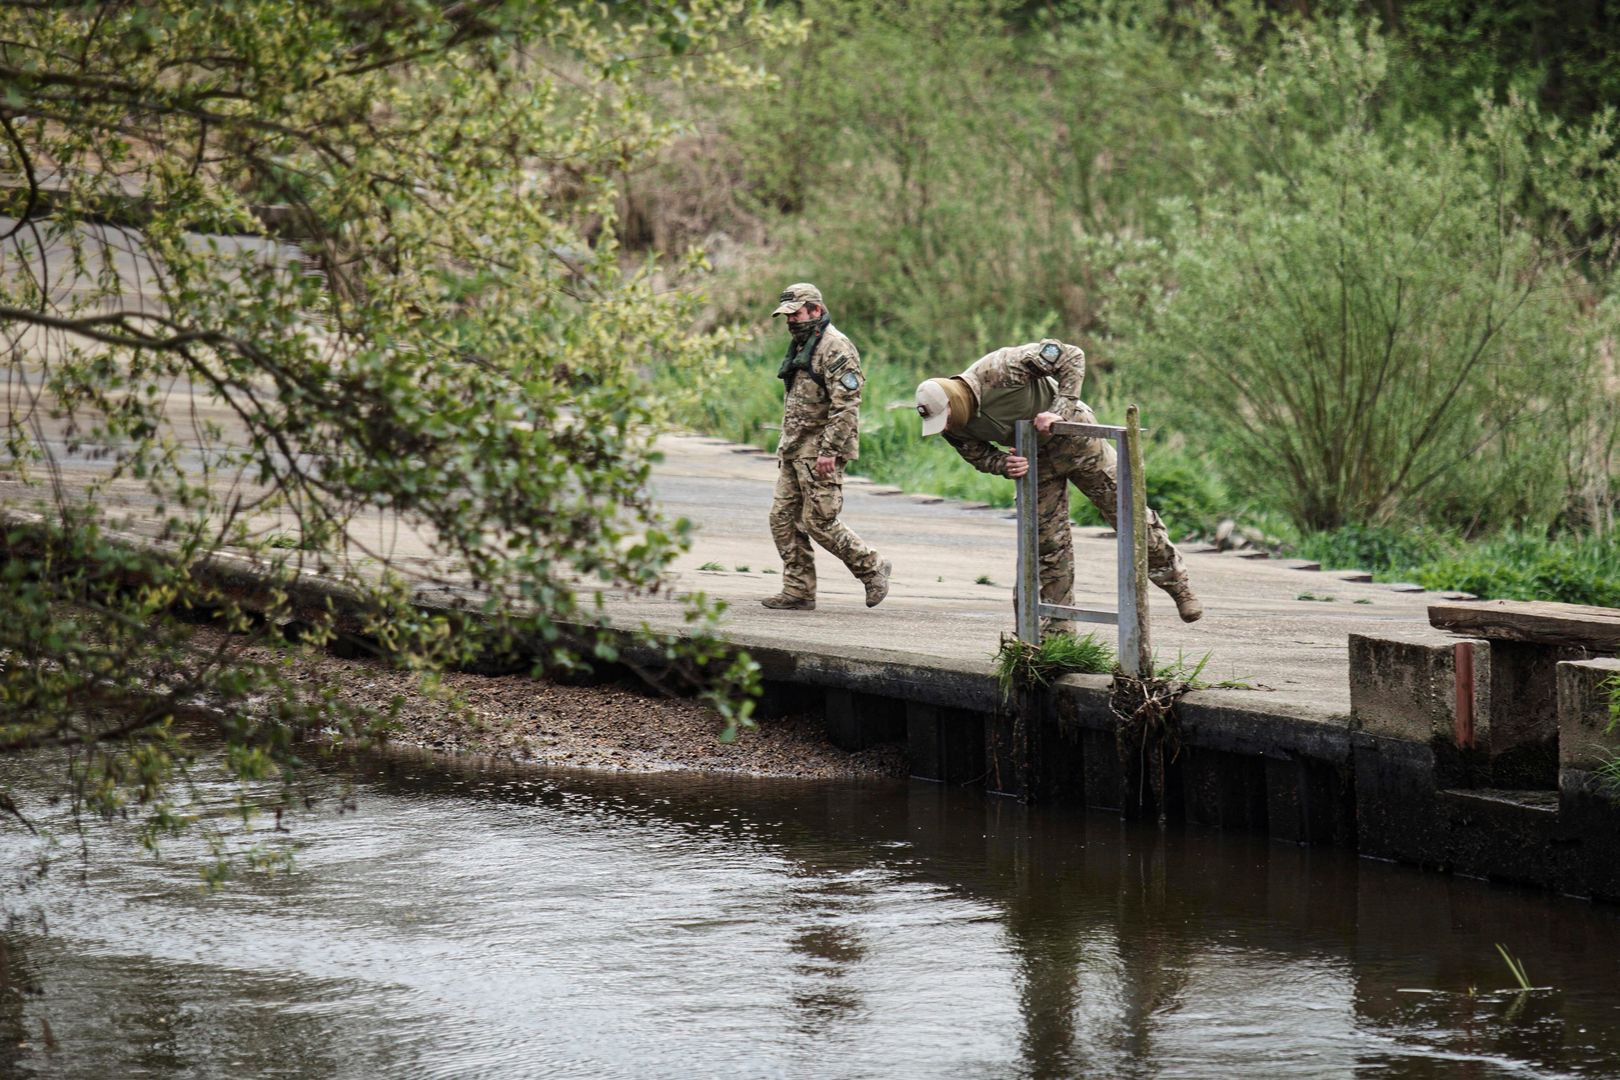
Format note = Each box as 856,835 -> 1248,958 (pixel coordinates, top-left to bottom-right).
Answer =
2,748 -> 1618,1079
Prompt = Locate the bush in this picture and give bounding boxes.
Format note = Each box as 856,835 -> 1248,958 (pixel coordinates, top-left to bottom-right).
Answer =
1125,20 -> 1615,536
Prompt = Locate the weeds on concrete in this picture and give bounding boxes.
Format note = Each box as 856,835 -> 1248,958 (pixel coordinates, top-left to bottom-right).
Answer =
975,574 -> 996,586
1154,650 -> 1254,690
1296,591 -> 1335,601
993,632 -> 1114,702
697,561 -> 724,571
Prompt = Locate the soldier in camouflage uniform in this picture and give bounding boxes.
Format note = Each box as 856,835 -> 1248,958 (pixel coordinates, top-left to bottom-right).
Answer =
762,283 -> 891,611
915,339 -> 1202,631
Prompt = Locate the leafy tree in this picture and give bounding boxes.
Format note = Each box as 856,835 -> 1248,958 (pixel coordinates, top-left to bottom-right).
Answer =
0,0 -> 798,873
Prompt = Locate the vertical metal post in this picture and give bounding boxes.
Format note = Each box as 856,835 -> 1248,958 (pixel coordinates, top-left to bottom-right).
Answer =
1125,405 -> 1151,676
1114,425 -> 1138,675
1014,419 -> 1040,645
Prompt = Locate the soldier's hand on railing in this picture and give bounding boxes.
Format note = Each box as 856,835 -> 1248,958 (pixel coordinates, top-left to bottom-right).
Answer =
1032,411 -> 1064,434
1005,454 -> 1029,478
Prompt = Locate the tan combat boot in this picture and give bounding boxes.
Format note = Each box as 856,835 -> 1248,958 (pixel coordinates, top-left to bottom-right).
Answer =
1167,580 -> 1204,623
761,593 -> 815,611
863,559 -> 892,608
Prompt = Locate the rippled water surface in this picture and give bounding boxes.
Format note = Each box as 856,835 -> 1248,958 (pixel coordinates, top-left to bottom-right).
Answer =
2,749 -> 1619,1079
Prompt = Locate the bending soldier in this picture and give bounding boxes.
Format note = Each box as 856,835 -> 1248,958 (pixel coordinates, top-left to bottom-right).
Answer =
762,282 -> 891,611
915,339 -> 1202,632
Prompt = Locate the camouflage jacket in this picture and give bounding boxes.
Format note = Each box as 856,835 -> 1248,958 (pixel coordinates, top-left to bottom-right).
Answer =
777,323 -> 862,461
944,338 -> 1086,476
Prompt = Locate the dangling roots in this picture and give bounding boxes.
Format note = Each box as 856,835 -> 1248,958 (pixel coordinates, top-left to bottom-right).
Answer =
1109,673 -> 1195,816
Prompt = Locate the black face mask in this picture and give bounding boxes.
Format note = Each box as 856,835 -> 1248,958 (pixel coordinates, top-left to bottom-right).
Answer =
788,316 -> 820,344
778,313 -> 830,386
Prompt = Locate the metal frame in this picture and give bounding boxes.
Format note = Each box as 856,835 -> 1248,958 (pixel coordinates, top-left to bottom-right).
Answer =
1013,405 -> 1151,677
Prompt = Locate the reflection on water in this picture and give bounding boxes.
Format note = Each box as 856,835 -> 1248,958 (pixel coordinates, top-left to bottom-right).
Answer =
2,748 -> 1619,1079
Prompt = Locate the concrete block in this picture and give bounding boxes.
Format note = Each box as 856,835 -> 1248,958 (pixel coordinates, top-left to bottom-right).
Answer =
1349,631 -> 1490,747
1557,657 -> 1620,773
1488,641 -> 1585,787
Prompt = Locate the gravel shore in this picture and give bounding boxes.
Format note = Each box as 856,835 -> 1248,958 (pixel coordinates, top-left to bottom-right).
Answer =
232,632 -> 909,781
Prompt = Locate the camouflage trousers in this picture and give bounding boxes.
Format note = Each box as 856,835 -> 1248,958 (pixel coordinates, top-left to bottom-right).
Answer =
769,459 -> 882,600
1037,411 -> 1188,629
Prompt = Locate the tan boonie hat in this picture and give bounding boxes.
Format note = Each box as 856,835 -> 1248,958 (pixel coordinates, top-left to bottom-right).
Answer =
771,282 -> 824,317
916,379 -> 950,437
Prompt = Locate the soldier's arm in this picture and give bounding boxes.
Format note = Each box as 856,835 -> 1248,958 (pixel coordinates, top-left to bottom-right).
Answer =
944,432 -> 1011,476
1029,338 -> 1087,414
817,343 -> 862,459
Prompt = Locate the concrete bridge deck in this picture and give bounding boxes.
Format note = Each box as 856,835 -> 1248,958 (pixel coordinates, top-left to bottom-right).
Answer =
612,432 -> 1440,717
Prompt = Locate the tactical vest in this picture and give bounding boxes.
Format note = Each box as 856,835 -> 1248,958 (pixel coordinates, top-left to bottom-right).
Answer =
958,376 -> 1058,446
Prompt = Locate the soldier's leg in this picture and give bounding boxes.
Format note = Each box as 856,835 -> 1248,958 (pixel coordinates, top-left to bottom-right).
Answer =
767,460 -> 817,600
800,463 -> 882,582
1050,432 -> 1201,621
1035,464 -> 1077,636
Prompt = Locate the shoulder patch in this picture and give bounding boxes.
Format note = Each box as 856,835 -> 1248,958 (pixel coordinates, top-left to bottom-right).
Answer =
839,371 -> 860,391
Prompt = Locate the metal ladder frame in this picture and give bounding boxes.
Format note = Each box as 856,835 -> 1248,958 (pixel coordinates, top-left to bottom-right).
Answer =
1012,404 -> 1151,677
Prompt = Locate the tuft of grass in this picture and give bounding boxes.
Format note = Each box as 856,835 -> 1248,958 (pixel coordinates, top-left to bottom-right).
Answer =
763,568 -> 777,574
1495,944 -> 1532,991
1155,650 -> 1253,689
994,632 -> 1115,701
1353,598 -> 1373,604
975,574 -> 996,586
697,561 -> 724,571
733,565 -> 750,573
1295,592 -> 1335,602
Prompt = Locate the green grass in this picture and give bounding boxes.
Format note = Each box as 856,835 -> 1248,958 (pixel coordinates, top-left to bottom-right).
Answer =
1296,592 -> 1335,602
1291,525 -> 1620,607
1153,650 -> 1253,690
697,561 -> 724,571
1495,944 -> 1532,991
975,574 -> 995,586
994,632 -> 1116,701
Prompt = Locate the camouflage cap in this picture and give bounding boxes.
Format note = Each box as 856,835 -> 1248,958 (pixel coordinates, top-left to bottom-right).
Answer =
915,379 -> 950,437
771,282 -> 824,317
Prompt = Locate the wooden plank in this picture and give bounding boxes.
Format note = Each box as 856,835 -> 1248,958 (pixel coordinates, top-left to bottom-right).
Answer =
1428,599 -> 1620,651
